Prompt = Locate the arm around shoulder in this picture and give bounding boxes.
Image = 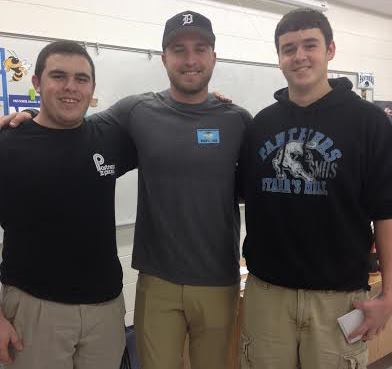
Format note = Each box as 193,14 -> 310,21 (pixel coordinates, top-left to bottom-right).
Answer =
92,94 -> 149,132
0,111 -> 34,129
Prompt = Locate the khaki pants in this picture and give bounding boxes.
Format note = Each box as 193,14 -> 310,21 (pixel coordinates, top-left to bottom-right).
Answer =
1,285 -> 126,369
241,274 -> 368,369
134,273 -> 240,369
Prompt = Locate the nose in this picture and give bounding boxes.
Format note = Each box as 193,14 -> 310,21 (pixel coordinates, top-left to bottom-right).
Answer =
184,50 -> 197,66
64,77 -> 78,91
294,46 -> 307,61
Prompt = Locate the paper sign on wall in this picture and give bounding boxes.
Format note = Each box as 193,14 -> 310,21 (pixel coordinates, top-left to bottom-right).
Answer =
8,94 -> 40,113
357,72 -> 374,90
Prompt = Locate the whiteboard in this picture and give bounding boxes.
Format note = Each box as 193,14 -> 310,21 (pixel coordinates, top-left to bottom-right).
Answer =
0,35 -> 361,227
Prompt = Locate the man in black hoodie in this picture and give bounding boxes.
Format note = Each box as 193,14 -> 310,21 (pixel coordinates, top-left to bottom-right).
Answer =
240,8 -> 392,369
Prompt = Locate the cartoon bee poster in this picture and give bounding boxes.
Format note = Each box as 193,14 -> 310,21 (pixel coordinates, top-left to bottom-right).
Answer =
1,47 -> 39,115
3,50 -> 32,82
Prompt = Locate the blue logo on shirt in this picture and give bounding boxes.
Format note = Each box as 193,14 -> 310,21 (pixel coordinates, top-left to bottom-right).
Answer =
257,127 -> 343,197
197,129 -> 220,144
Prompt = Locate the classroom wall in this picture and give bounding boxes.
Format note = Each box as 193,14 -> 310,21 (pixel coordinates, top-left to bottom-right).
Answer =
1,0 -> 392,98
0,0 -> 391,325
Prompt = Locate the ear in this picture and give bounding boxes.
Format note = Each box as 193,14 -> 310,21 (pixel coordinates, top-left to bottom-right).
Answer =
32,75 -> 40,94
212,51 -> 217,67
276,47 -> 283,70
327,40 -> 336,62
278,55 -> 282,70
161,52 -> 167,68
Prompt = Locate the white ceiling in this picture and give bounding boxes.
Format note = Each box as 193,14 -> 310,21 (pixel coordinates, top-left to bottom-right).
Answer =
333,0 -> 392,17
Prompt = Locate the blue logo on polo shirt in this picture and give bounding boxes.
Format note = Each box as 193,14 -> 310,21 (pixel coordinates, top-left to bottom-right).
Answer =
197,129 -> 220,144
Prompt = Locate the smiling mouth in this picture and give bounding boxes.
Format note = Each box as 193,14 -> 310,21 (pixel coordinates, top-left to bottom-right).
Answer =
182,71 -> 201,76
59,98 -> 79,104
293,66 -> 311,72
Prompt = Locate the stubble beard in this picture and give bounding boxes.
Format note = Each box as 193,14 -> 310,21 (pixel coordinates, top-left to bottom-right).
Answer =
169,71 -> 213,96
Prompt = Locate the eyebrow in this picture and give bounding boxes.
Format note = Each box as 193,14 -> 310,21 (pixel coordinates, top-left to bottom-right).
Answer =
75,73 -> 91,80
281,37 -> 320,49
302,37 -> 320,43
48,69 -> 66,75
48,69 -> 91,80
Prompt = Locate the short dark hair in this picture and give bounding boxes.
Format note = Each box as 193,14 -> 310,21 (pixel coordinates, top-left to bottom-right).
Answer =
275,8 -> 333,51
35,40 -> 95,83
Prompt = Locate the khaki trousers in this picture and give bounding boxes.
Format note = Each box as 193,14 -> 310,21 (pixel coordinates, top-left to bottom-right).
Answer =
1,285 -> 126,369
134,273 -> 240,369
241,274 -> 368,369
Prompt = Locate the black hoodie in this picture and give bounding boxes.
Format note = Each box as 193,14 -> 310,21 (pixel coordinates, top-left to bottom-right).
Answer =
240,77 -> 392,291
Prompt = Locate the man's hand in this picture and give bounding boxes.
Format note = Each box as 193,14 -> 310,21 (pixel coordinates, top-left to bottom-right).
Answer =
0,112 -> 32,129
0,316 -> 23,364
349,296 -> 392,341
212,91 -> 232,104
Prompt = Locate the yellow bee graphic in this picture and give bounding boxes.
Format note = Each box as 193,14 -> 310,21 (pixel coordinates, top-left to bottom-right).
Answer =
3,50 -> 32,82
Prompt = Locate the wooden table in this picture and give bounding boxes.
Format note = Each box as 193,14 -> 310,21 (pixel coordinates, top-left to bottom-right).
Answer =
368,273 -> 392,364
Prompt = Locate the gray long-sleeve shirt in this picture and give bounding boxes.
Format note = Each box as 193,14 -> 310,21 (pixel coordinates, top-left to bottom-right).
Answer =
94,90 -> 252,286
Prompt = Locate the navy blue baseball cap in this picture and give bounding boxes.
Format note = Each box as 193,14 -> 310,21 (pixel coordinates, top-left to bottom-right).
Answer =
162,10 -> 215,50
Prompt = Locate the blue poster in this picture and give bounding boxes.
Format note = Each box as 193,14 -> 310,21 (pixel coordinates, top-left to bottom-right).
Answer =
8,94 -> 40,113
0,48 -> 9,115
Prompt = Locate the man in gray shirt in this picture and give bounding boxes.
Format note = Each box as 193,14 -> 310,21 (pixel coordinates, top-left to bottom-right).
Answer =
0,10 -> 252,369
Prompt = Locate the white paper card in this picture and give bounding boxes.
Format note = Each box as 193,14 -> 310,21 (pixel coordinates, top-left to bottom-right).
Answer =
337,309 -> 364,344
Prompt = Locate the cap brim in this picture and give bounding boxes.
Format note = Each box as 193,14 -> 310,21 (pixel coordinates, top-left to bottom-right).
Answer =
162,26 -> 215,49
